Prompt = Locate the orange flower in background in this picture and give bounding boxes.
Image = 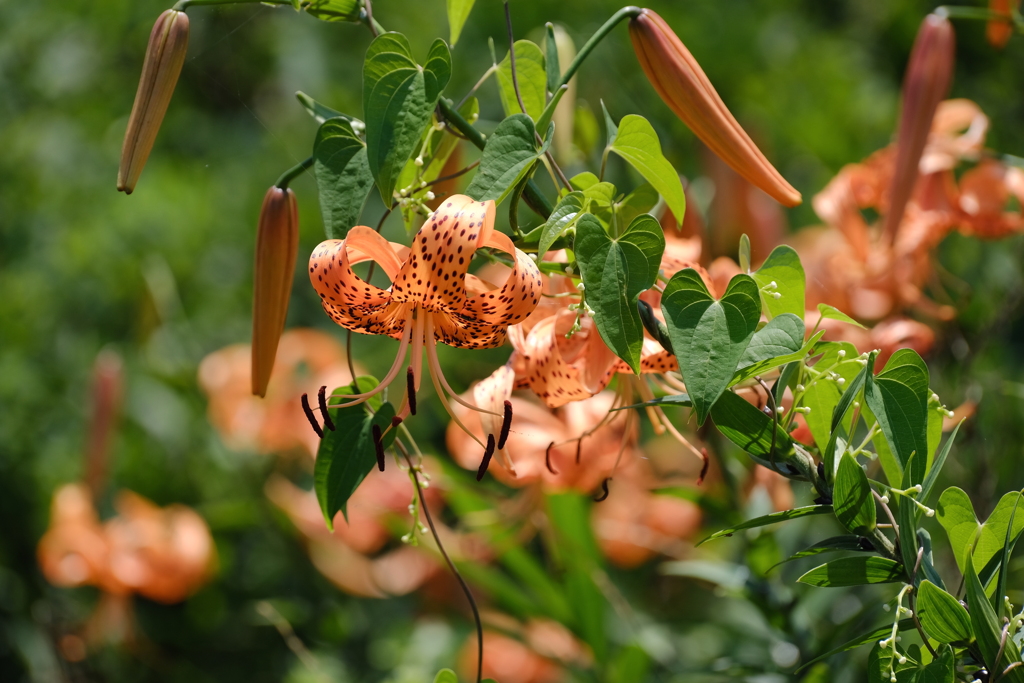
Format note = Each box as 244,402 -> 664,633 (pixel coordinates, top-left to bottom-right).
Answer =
252,186 -> 300,398
629,8 -> 801,207
38,484 -> 214,603
199,328 -> 359,458
266,466 -> 445,599
308,195 -> 542,453
117,9 -> 189,194
987,0 -> 1020,48
458,618 -> 590,683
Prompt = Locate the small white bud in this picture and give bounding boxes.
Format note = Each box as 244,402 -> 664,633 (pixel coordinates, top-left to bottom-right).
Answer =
414,156 -> 424,167
529,253 -> 538,261
882,604 -> 891,612
897,656 -> 907,665
772,292 -> 782,300
880,495 -> 889,504
576,282 -> 585,291
838,350 -> 846,358
424,191 -> 435,201
769,281 -> 777,289
925,508 -> 935,518
796,384 -> 806,393
837,377 -> 846,386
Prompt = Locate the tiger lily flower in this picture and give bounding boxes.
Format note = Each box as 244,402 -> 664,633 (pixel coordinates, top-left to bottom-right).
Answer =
308,195 -> 542,455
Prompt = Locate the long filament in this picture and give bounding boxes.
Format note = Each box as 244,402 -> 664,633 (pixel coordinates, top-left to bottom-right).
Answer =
424,316 -> 501,417
329,322 -> 413,406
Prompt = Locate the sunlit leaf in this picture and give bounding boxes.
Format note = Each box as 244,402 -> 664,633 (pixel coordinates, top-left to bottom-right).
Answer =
800,341 -> 861,448
771,535 -> 870,569
752,245 -> 805,319
537,191 -> 586,257
865,349 -> 930,486
496,40 -> 546,122
710,390 -> 795,468
797,556 -> 904,587
817,303 -> 867,329
301,0 -> 360,22
606,114 -> 686,224
446,0 -> 475,46
935,487 -> 980,574
916,580 -> 972,644
965,551 -> 1024,683
834,453 -> 876,535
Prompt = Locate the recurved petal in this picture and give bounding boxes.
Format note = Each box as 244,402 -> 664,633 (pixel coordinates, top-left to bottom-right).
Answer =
309,228 -> 407,336
473,364 -> 517,472
391,195 -> 494,312
629,9 -> 801,207
517,313 -> 616,408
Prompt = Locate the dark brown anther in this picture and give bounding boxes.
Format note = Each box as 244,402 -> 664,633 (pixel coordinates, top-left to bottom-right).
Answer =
318,385 -> 335,431
593,478 -> 611,502
575,436 -> 585,465
392,415 -> 404,429
372,423 -> 385,471
696,447 -> 710,486
476,434 -> 496,481
544,441 -> 558,474
406,366 -> 417,416
301,393 -> 324,438
497,400 -> 512,450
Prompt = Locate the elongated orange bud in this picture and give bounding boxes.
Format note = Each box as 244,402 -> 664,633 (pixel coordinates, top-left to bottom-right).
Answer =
252,187 -> 299,397
85,350 -> 123,499
629,9 -> 801,208
987,0 -> 1019,49
883,14 -> 955,242
117,9 -> 189,194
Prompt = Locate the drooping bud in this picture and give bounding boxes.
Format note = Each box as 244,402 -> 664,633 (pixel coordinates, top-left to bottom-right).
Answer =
252,187 -> 299,397
85,350 -> 124,499
883,14 -> 955,242
117,9 -> 190,194
629,9 -> 801,207
987,0 -> 1019,49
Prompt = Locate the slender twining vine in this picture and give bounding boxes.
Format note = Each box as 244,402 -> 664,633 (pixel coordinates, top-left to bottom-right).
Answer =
112,0 -> 1024,679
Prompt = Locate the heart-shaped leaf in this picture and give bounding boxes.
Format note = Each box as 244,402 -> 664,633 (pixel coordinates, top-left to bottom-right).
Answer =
465,114 -> 551,204
662,270 -> 761,425
575,213 -> 664,373
363,33 -> 451,204
313,118 -> 374,239
936,487 -> 981,574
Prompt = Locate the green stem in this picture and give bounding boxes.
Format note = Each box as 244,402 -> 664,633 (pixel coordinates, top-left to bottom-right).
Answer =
437,98 -> 554,218
933,5 -> 1005,21
555,6 -> 644,90
275,156 -> 314,189
173,0 -> 290,10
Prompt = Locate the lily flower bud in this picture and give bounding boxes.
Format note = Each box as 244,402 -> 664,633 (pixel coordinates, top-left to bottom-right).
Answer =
883,13 -> 955,241
987,0 -> 1019,49
252,187 -> 299,397
629,9 -> 801,207
117,9 -> 189,194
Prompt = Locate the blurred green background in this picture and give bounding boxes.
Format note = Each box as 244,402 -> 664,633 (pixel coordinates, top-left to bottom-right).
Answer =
2,0 -> 1023,680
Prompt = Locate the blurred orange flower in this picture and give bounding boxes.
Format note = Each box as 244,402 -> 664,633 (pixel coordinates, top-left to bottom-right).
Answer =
198,328 -> 358,458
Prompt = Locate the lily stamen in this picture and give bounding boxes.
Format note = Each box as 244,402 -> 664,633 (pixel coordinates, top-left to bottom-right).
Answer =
301,393 -> 323,439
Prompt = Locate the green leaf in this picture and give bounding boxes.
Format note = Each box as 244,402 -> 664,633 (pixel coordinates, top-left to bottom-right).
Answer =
935,487 -> 980,575
445,0 -> 475,46
600,100 -> 618,148
801,341 -> 861,448
752,245 -> 805,319
834,453 -> 876,535
915,646 -> 955,683
606,114 -> 686,225
867,642 -> 917,683
698,505 -> 831,546
771,535 -> 870,569
296,91 -> 357,126
731,314 -> 814,387
433,669 -> 458,683
916,580 -> 973,644
973,490 -> 1024,576
797,557 -> 904,587
300,0 -> 360,22
614,183 -> 660,229
537,191 -> 585,257
575,213 -> 665,373
363,33 -> 451,204
864,349 -> 930,487
615,393 -> 691,411
965,551 -> 1024,683
544,24 -> 559,94
570,172 -> 616,205
920,420 -> 962,504
738,234 -> 751,272
465,114 -> 550,205
994,492 -> 1023,613
535,82 -> 569,136
661,270 -> 761,425
608,645 -> 650,683
313,118 -> 374,239
496,40 -> 546,122
313,380 -> 397,529
796,621 -> 915,673
710,390 -> 795,469
817,303 -> 867,329
898,454 -> 921,579
546,493 -> 607,663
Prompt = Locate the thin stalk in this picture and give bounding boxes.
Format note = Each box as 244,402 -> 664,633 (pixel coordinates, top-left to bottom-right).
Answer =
275,156 -> 314,189
456,65 -> 498,111
504,2 -> 529,117
361,0 -> 382,37
424,161 -> 480,189
173,0 -> 290,9
555,6 -> 644,90
398,445 -> 483,683
934,5 -> 1008,21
